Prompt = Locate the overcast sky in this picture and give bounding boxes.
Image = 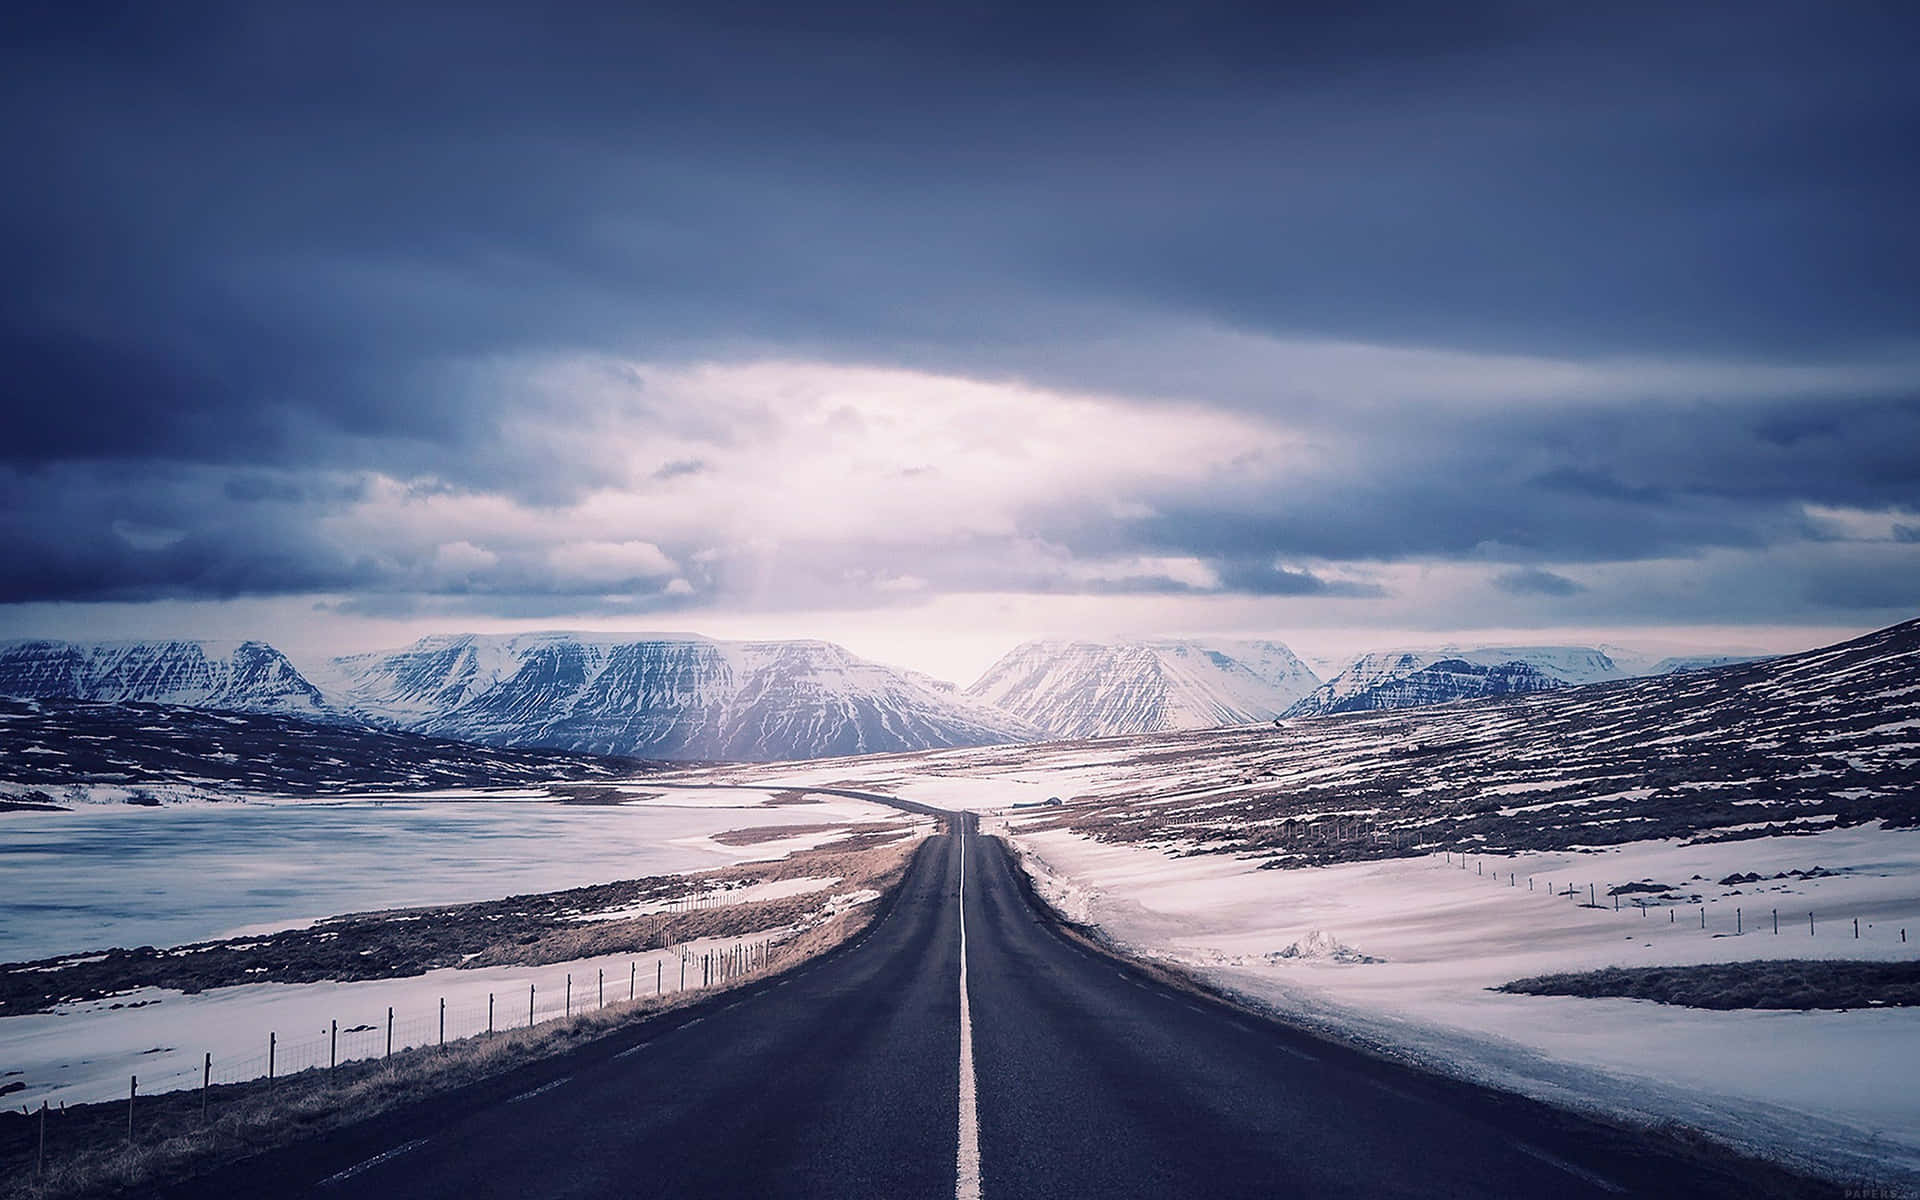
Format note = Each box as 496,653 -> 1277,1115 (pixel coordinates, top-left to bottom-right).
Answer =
3,1 -> 1916,682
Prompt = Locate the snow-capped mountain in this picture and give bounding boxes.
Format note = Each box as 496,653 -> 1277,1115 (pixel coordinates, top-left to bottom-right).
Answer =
965,639 -> 1320,739
1288,657 -> 1565,716
1653,654 -> 1769,673
1285,645 -> 1620,718
1631,652 -> 1774,676
0,632 -> 1043,761
1282,642 -> 1762,718
321,632 -> 1043,760
0,639 -> 331,718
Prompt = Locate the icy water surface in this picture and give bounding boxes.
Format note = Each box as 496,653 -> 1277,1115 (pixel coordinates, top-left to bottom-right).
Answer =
0,798 -> 827,961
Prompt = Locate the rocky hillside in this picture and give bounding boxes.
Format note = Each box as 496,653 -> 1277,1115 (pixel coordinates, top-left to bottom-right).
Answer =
969,617 -> 1920,864
0,696 -> 653,798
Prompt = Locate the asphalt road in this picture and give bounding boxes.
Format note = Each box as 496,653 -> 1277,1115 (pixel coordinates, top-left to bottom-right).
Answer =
178,817 -> 1825,1199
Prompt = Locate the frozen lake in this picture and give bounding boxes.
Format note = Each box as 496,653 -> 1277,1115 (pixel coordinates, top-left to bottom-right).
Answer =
0,792 -> 887,961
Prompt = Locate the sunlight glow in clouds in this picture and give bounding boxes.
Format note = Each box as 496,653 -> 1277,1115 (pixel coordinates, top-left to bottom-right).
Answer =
303,357 -> 1312,605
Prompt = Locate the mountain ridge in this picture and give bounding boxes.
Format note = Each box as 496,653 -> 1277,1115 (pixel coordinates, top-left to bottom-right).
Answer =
1282,642 -> 1771,719
0,633 -> 1042,762
0,639 -> 332,719
966,638 -> 1320,738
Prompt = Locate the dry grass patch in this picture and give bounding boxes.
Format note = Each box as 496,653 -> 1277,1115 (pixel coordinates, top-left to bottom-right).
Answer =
765,790 -> 828,805
1497,960 -> 1920,1010
709,823 -> 851,845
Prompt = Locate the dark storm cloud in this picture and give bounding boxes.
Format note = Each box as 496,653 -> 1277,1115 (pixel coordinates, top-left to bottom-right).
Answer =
1492,569 -> 1582,598
652,459 -> 710,481
2,1 -> 1917,614
1023,395 -> 1919,572
1057,563 -> 1374,599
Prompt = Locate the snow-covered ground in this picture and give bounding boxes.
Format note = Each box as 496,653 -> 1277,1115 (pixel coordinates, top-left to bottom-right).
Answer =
0,787 -> 896,961
997,816 -> 1920,1186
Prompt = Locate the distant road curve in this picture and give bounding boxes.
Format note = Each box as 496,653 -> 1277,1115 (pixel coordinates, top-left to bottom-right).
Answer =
178,814 -> 1830,1199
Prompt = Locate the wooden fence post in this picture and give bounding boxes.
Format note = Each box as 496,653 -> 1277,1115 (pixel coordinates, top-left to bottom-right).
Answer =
127,1075 -> 136,1142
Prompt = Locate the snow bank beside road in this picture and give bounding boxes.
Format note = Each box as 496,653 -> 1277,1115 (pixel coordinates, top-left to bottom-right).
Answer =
998,819 -> 1920,1187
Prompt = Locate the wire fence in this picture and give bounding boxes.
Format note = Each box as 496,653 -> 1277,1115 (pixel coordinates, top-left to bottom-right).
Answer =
14,933 -> 785,1151
1440,850 -> 1911,946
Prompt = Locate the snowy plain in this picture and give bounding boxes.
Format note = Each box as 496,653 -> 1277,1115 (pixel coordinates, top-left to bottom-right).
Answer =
996,816 -> 1920,1186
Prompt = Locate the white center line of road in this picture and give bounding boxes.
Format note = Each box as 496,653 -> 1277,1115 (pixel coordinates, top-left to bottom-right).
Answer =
957,826 -> 982,1200
507,1076 -> 572,1104
319,1137 -> 430,1186
1513,1142 -> 1626,1193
